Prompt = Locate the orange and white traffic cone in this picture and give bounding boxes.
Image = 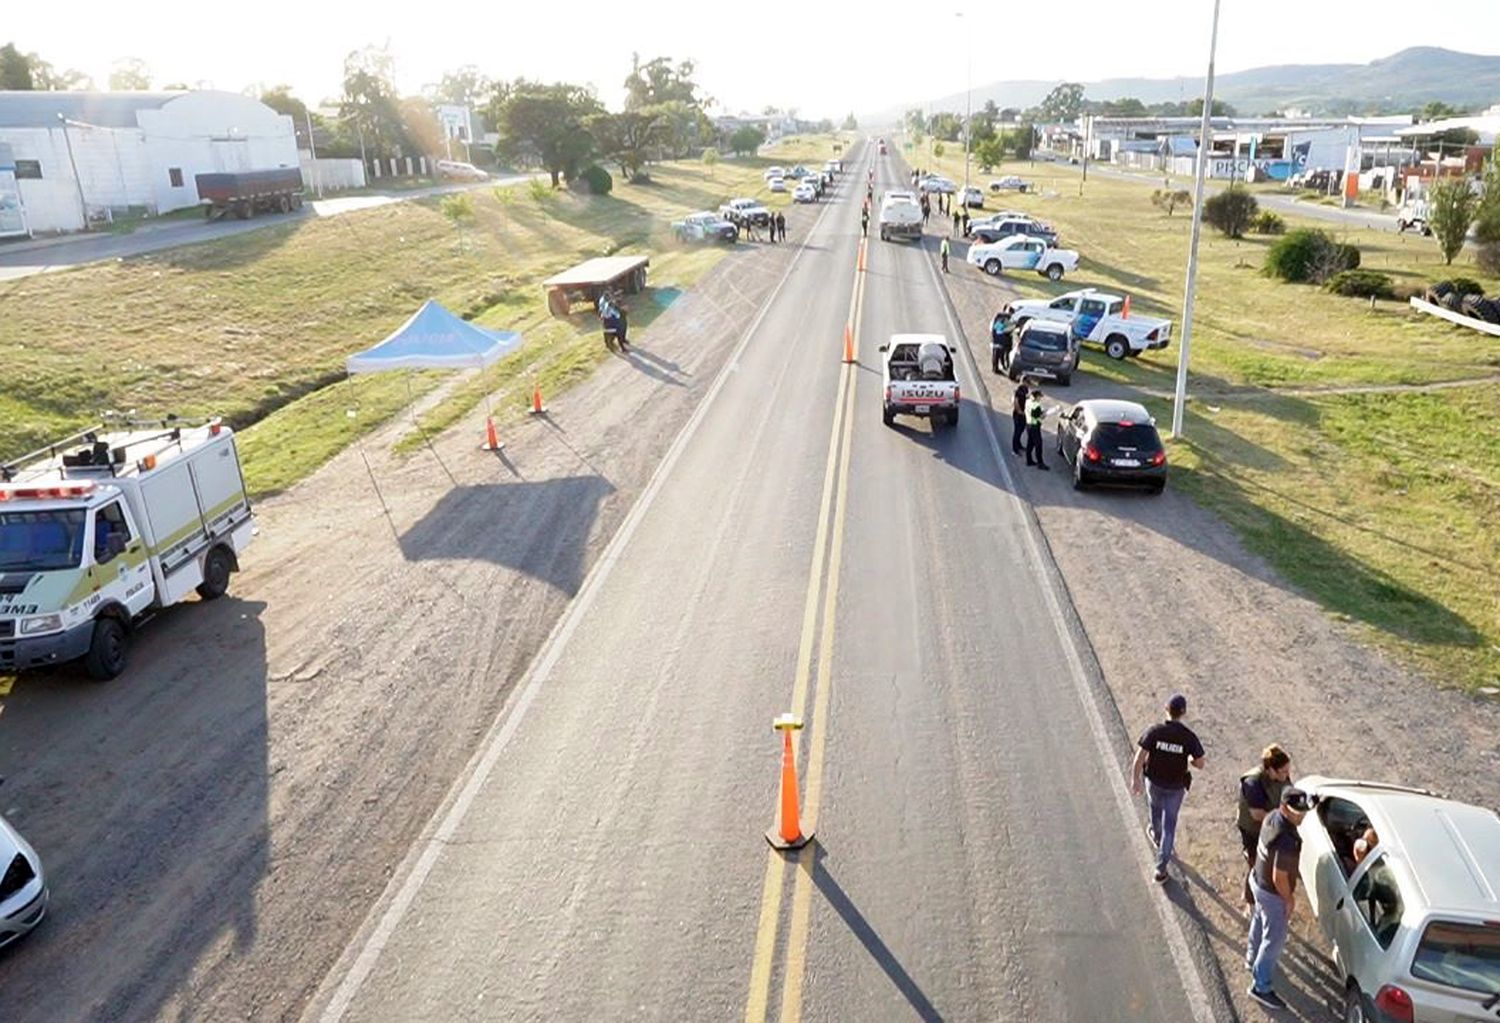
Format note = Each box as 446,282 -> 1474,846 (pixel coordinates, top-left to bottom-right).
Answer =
842,324 -> 856,365
531,381 -> 545,415
1122,294 -> 1132,319
483,415 -> 503,451
766,714 -> 811,850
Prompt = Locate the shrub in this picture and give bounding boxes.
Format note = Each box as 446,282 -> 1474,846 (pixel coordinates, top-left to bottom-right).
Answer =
1250,210 -> 1285,235
1150,188 -> 1192,216
1428,177 -> 1479,265
1263,228 -> 1359,284
1203,188 -> 1259,238
1476,243 -> 1500,277
1391,281 -> 1427,302
527,178 -> 552,202
574,164 -> 613,196
1324,270 -> 1394,299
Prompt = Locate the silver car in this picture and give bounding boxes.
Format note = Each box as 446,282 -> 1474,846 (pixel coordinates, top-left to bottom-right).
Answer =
0,810 -> 48,948
1296,777 -> 1500,1023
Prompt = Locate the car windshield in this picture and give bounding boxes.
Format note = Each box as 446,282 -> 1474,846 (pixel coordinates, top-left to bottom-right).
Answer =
1092,422 -> 1162,452
0,508 -> 87,572
1410,920 -> 1500,995
1022,330 -> 1068,352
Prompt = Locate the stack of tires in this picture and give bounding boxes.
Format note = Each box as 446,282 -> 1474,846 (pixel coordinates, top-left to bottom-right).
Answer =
1423,280 -> 1500,324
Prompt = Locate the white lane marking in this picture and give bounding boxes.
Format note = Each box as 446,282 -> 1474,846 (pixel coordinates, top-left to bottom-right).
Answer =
919,247 -> 1218,1022
310,184 -> 847,1023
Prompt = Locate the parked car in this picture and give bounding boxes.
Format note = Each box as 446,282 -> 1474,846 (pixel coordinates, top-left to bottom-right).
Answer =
671,211 -> 739,243
1055,399 -> 1167,492
433,160 -> 489,182
1003,289 -> 1173,360
960,186 -> 985,208
787,165 -> 812,179
989,176 -> 1029,193
763,166 -> 786,182
967,217 -> 1059,247
918,175 -> 958,195
878,191 -> 923,242
793,182 -> 817,203
718,198 -> 772,227
768,177 -> 788,193
966,235 -> 1079,281
0,809 -> 48,950
1294,777 -> 1500,1023
1006,320 -> 1078,386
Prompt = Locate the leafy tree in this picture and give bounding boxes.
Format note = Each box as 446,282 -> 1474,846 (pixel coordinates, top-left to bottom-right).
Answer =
933,142 -> 945,158
1098,97 -> 1147,117
261,85 -> 309,123
341,45 -> 412,157
974,136 -> 1002,173
108,57 -> 152,91
493,80 -> 602,186
1151,188 -> 1192,216
1428,177 -> 1478,265
441,193 -> 475,251
841,112 -> 858,130
1203,188 -> 1258,238
587,109 -> 662,181
432,66 -> 492,109
645,99 -> 710,158
929,112 -> 962,142
1430,127 -> 1479,147
623,55 -> 705,110
904,108 -> 927,134
728,125 -> 765,157
1420,101 -> 1463,121
1473,155 -> 1500,245
702,147 -> 719,178
398,96 -> 446,157
1011,123 -> 1035,160
1186,98 -> 1235,117
1037,82 -> 1084,122
28,54 -> 91,91
999,107 -> 1021,121
0,44 -> 33,90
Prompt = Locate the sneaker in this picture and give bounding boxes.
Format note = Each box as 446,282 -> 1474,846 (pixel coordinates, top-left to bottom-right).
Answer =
1247,986 -> 1287,1011
1153,868 -> 1168,884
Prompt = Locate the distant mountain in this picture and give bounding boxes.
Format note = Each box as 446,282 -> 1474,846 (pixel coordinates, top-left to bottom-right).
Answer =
872,47 -> 1500,123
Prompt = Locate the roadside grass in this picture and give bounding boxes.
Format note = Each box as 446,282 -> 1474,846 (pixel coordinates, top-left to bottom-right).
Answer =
0,133 -> 845,498
912,141 -> 1500,691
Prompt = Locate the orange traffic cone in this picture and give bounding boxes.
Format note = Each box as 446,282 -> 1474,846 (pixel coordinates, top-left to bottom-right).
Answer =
483,415 -> 503,451
1122,294 -> 1131,319
766,714 -> 811,850
842,324 -> 856,365
531,381 -> 545,415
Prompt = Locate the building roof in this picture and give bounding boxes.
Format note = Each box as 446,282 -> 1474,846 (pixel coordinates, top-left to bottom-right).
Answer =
0,91 -> 185,129
1395,114 -> 1500,144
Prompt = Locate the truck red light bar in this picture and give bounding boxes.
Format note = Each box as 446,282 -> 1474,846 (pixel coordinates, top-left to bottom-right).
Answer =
0,482 -> 97,501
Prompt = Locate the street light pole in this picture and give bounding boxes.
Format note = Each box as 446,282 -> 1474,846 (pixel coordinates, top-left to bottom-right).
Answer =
956,10 -> 972,191
57,113 -> 90,231
1170,0 -> 1223,440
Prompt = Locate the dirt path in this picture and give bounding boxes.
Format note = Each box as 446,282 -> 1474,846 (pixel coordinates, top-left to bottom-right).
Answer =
0,203 -> 825,1021
936,244 -> 1500,1021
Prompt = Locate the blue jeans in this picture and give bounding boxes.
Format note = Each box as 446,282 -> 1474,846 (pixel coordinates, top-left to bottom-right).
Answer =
1247,883 -> 1290,993
1146,781 -> 1186,872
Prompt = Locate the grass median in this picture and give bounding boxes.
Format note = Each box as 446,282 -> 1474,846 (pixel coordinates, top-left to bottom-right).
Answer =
0,133 -> 850,499
911,141 -> 1500,691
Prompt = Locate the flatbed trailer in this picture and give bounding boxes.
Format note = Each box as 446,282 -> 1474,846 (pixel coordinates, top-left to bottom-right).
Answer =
542,255 -> 650,317
195,168 -> 304,221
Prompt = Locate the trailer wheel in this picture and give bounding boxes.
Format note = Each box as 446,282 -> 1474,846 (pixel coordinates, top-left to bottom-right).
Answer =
631,268 -> 646,294
197,547 -> 234,600
547,290 -> 570,318
83,617 -> 129,682
278,195 -> 291,214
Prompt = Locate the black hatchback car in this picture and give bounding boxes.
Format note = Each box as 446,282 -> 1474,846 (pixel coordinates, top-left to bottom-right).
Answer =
1056,399 -> 1167,493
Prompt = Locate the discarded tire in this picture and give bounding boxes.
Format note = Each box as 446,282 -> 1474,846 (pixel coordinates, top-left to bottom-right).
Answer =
1429,280 -> 1455,300
1461,294 -> 1485,318
1440,292 -> 1465,312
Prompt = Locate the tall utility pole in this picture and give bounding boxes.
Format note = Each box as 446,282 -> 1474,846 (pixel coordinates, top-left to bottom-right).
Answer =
1170,0 -> 1223,440
304,107 -> 323,198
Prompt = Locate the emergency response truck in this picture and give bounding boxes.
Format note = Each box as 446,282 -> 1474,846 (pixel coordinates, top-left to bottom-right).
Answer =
0,419 -> 254,680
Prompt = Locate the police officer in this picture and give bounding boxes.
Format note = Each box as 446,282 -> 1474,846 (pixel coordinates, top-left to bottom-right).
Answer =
1237,744 -> 1292,907
939,235 -> 950,273
1024,388 -> 1049,469
1010,377 -> 1030,455
1130,693 -> 1205,882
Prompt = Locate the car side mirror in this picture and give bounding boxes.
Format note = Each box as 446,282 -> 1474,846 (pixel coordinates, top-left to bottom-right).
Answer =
878,343 -> 889,352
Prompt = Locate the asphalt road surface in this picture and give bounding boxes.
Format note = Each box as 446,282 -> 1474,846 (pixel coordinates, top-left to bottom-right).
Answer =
306,148 -> 1221,1021
0,177 -> 529,281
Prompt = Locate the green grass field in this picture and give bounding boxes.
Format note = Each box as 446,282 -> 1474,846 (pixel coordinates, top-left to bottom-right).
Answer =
0,133 -> 850,498
912,140 -> 1500,692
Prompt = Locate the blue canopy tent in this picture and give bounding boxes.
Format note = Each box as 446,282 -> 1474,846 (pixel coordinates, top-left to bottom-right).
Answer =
346,299 -> 524,451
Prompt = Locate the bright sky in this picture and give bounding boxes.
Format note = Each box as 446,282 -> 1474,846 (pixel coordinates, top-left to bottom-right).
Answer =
8,0 -> 1500,119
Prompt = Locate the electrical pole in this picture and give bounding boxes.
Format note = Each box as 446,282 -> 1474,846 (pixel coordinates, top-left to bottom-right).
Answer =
1171,0 -> 1223,439
304,107 -> 323,198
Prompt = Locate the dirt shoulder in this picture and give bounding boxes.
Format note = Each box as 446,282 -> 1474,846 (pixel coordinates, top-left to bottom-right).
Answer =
935,243 -> 1500,1021
0,201 -> 826,1021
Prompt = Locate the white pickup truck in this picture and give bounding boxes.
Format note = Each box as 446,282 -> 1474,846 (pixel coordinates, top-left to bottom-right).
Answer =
1002,288 -> 1173,360
966,235 -> 1079,281
878,191 -> 923,242
880,334 -> 961,428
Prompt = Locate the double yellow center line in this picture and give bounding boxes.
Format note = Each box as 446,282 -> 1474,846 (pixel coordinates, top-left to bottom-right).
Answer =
744,233 -> 868,1023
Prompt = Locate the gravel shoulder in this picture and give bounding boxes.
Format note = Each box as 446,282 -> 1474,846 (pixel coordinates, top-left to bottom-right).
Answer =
0,210 -> 816,1021
936,240 -> 1500,1021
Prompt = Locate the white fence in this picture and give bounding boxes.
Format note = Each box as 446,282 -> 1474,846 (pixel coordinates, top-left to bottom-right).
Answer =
299,155 -> 366,192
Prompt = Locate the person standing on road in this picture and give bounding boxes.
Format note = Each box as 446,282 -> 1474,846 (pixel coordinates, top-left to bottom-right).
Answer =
1010,378 -> 1031,455
951,206 -> 961,236
860,209 -> 869,237
776,211 -> 786,242
1237,744 -> 1293,907
1246,787 -> 1312,1012
1130,693 -> 1205,882
1024,388 -> 1049,469
961,208 -> 971,235
921,193 -> 931,224
991,314 -> 1013,373
940,235 -> 950,273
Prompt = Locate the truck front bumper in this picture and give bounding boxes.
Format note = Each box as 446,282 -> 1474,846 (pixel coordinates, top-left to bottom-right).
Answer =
0,620 -> 95,672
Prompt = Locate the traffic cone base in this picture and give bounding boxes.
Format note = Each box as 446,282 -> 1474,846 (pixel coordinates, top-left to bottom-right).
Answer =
766,826 -> 813,851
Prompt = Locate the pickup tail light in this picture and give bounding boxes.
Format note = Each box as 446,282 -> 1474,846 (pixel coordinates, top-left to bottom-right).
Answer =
884,386 -> 892,403
1084,445 -> 1102,463
1373,985 -> 1413,1023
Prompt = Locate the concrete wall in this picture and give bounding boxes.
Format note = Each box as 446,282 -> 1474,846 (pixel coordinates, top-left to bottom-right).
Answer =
299,154 -> 366,191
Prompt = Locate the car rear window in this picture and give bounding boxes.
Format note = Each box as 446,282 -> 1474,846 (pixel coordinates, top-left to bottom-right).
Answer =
1091,422 -> 1162,452
1022,330 -> 1068,352
1411,920 -> 1500,995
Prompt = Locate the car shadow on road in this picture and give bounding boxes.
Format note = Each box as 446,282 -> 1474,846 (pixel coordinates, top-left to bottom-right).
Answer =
805,842 -> 943,1022
398,477 -> 615,596
0,597 -> 269,1023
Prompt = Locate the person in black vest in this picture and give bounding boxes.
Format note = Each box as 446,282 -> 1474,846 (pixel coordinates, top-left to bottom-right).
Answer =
1246,787 -> 1312,1012
1010,378 -> 1031,455
1130,693 -> 1205,883
1237,744 -> 1293,907
775,211 -> 786,242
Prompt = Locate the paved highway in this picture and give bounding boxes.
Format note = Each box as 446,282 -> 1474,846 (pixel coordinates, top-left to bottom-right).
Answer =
307,143 -> 1222,1022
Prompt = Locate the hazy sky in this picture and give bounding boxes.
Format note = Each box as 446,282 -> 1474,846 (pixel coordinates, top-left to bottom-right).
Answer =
8,0 -> 1500,117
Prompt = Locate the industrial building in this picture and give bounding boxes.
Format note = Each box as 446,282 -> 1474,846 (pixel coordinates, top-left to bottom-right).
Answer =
0,90 -> 298,237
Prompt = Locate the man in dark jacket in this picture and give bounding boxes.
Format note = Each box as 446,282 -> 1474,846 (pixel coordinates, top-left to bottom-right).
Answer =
1237,744 -> 1293,906
1010,378 -> 1030,455
775,211 -> 786,242
1131,694 -> 1205,883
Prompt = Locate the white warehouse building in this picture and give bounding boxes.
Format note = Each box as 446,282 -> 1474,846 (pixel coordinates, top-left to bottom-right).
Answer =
0,90 -> 298,237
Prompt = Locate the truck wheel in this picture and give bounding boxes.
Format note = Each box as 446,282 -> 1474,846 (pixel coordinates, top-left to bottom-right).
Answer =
1342,983 -> 1367,1023
882,405 -> 895,427
1046,263 -> 1064,281
84,617 -> 129,682
291,195 -> 304,210
984,259 -> 1001,276
235,202 -> 252,220
1072,460 -> 1088,491
197,547 -> 234,600
278,195 -> 291,214
547,290 -> 569,318
1105,336 -> 1129,360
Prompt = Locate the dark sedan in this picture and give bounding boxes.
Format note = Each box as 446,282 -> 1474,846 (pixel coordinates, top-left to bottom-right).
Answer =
1055,399 -> 1167,493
